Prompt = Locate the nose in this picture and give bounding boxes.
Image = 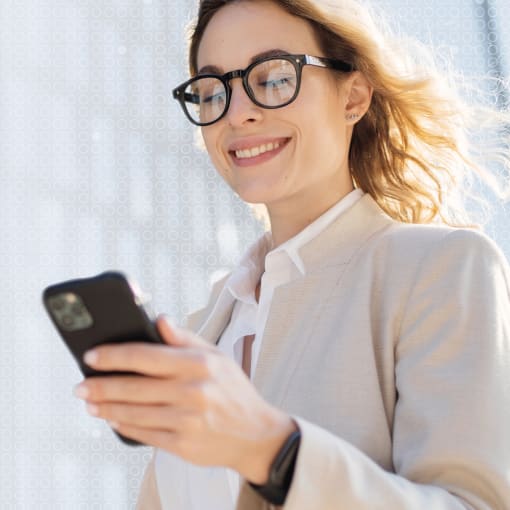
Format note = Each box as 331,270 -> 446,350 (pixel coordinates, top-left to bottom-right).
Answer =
224,78 -> 263,127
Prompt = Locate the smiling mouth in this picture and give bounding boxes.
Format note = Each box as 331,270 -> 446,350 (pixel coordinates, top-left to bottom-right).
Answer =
229,138 -> 291,163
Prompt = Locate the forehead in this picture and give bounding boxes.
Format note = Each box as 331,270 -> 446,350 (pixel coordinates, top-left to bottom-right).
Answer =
197,1 -> 320,72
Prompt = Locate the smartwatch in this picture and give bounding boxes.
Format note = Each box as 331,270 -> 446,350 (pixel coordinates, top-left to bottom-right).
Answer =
249,429 -> 301,505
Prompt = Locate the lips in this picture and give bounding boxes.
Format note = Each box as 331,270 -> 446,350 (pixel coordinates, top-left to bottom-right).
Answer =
228,136 -> 290,152
228,137 -> 291,167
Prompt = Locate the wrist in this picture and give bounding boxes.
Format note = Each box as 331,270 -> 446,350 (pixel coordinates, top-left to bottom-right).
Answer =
238,410 -> 298,484
249,428 -> 301,505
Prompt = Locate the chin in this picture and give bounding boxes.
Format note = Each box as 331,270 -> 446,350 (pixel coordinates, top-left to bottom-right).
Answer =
230,173 -> 289,204
225,179 -> 265,202
235,190 -> 271,205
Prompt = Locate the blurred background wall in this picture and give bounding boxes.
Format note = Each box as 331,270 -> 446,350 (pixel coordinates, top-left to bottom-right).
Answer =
0,0 -> 508,508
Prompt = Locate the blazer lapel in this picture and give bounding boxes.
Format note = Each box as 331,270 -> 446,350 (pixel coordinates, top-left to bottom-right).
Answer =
253,194 -> 393,404
185,273 -> 235,345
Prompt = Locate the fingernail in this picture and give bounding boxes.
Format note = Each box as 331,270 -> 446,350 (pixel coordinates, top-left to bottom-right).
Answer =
73,384 -> 89,399
84,350 -> 98,366
86,403 -> 99,416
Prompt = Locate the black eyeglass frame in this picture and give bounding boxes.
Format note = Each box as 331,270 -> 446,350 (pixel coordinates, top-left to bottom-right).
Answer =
172,54 -> 354,126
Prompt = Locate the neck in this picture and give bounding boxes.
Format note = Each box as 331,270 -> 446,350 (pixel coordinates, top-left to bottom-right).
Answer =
267,184 -> 355,248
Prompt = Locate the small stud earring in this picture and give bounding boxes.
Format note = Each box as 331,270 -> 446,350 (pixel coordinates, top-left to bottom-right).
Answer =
346,113 -> 360,121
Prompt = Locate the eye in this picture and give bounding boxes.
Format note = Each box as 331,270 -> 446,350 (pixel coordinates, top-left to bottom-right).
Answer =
250,58 -> 296,91
189,77 -> 226,106
261,76 -> 294,89
203,91 -> 226,104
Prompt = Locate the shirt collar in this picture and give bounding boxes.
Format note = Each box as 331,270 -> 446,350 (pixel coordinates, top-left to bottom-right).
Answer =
224,232 -> 271,304
224,188 -> 365,301
267,188 -> 365,275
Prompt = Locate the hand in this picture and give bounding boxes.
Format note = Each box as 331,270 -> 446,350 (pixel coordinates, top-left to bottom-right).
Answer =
74,316 -> 297,483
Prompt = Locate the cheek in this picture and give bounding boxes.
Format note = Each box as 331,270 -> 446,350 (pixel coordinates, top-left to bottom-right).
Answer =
314,87 -> 348,151
292,79 -> 342,134
201,127 -> 214,154
202,128 -> 225,169
298,107 -> 348,169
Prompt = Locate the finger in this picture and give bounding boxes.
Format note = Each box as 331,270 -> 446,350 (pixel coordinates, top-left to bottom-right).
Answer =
157,315 -> 213,349
87,402 -> 194,431
108,422 -> 182,454
75,376 -> 190,406
83,342 -> 211,378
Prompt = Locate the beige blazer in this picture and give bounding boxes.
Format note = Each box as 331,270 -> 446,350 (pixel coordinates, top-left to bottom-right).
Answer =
137,194 -> 510,509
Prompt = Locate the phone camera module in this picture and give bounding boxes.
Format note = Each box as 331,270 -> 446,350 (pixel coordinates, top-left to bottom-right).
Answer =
48,293 -> 93,331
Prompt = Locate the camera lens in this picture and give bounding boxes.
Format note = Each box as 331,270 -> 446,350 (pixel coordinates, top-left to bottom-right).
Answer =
61,314 -> 75,328
71,302 -> 84,316
51,297 -> 66,311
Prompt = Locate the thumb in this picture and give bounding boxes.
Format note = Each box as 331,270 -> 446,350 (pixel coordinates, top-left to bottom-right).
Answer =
156,315 -> 211,349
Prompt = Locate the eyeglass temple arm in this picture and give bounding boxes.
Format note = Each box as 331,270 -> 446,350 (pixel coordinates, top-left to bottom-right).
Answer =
185,92 -> 200,104
174,89 -> 200,105
304,55 -> 354,72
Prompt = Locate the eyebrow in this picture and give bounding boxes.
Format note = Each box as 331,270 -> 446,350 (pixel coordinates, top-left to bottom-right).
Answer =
197,48 -> 289,75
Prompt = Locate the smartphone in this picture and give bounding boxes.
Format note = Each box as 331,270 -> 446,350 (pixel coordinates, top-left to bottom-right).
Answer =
42,271 -> 164,446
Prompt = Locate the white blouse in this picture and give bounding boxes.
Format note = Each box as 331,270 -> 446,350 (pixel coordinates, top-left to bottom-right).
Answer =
155,189 -> 365,509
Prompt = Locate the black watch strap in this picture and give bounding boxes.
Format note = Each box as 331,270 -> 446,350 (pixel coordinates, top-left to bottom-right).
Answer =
249,429 -> 301,505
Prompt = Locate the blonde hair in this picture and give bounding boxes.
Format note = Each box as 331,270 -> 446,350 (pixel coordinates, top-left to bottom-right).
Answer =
188,0 -> 510,228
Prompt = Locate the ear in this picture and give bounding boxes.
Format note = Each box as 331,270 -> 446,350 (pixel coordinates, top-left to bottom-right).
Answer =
343,72 -> 373,124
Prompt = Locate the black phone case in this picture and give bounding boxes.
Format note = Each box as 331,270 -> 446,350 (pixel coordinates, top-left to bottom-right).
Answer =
42,271 -> 164,446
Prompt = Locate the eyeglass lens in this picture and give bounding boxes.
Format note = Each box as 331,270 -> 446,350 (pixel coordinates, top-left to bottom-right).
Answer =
184,58 -> 298,125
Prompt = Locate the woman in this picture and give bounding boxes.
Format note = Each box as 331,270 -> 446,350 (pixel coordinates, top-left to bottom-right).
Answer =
75,0 -> 510,508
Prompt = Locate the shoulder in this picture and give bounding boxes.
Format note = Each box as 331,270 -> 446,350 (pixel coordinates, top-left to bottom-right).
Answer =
377,220 -> 486,250
372,220 -> 508,271
353,220 -> 510,311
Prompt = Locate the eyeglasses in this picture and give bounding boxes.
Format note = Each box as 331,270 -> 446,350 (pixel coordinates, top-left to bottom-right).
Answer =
172,54 -> 354,126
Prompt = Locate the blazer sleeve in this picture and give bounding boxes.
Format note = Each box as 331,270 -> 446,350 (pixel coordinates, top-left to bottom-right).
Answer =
236,229 -> 510,510
136,451 -> 162,510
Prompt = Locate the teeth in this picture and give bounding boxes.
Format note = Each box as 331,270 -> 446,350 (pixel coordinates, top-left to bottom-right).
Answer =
235,141 -> 281,159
